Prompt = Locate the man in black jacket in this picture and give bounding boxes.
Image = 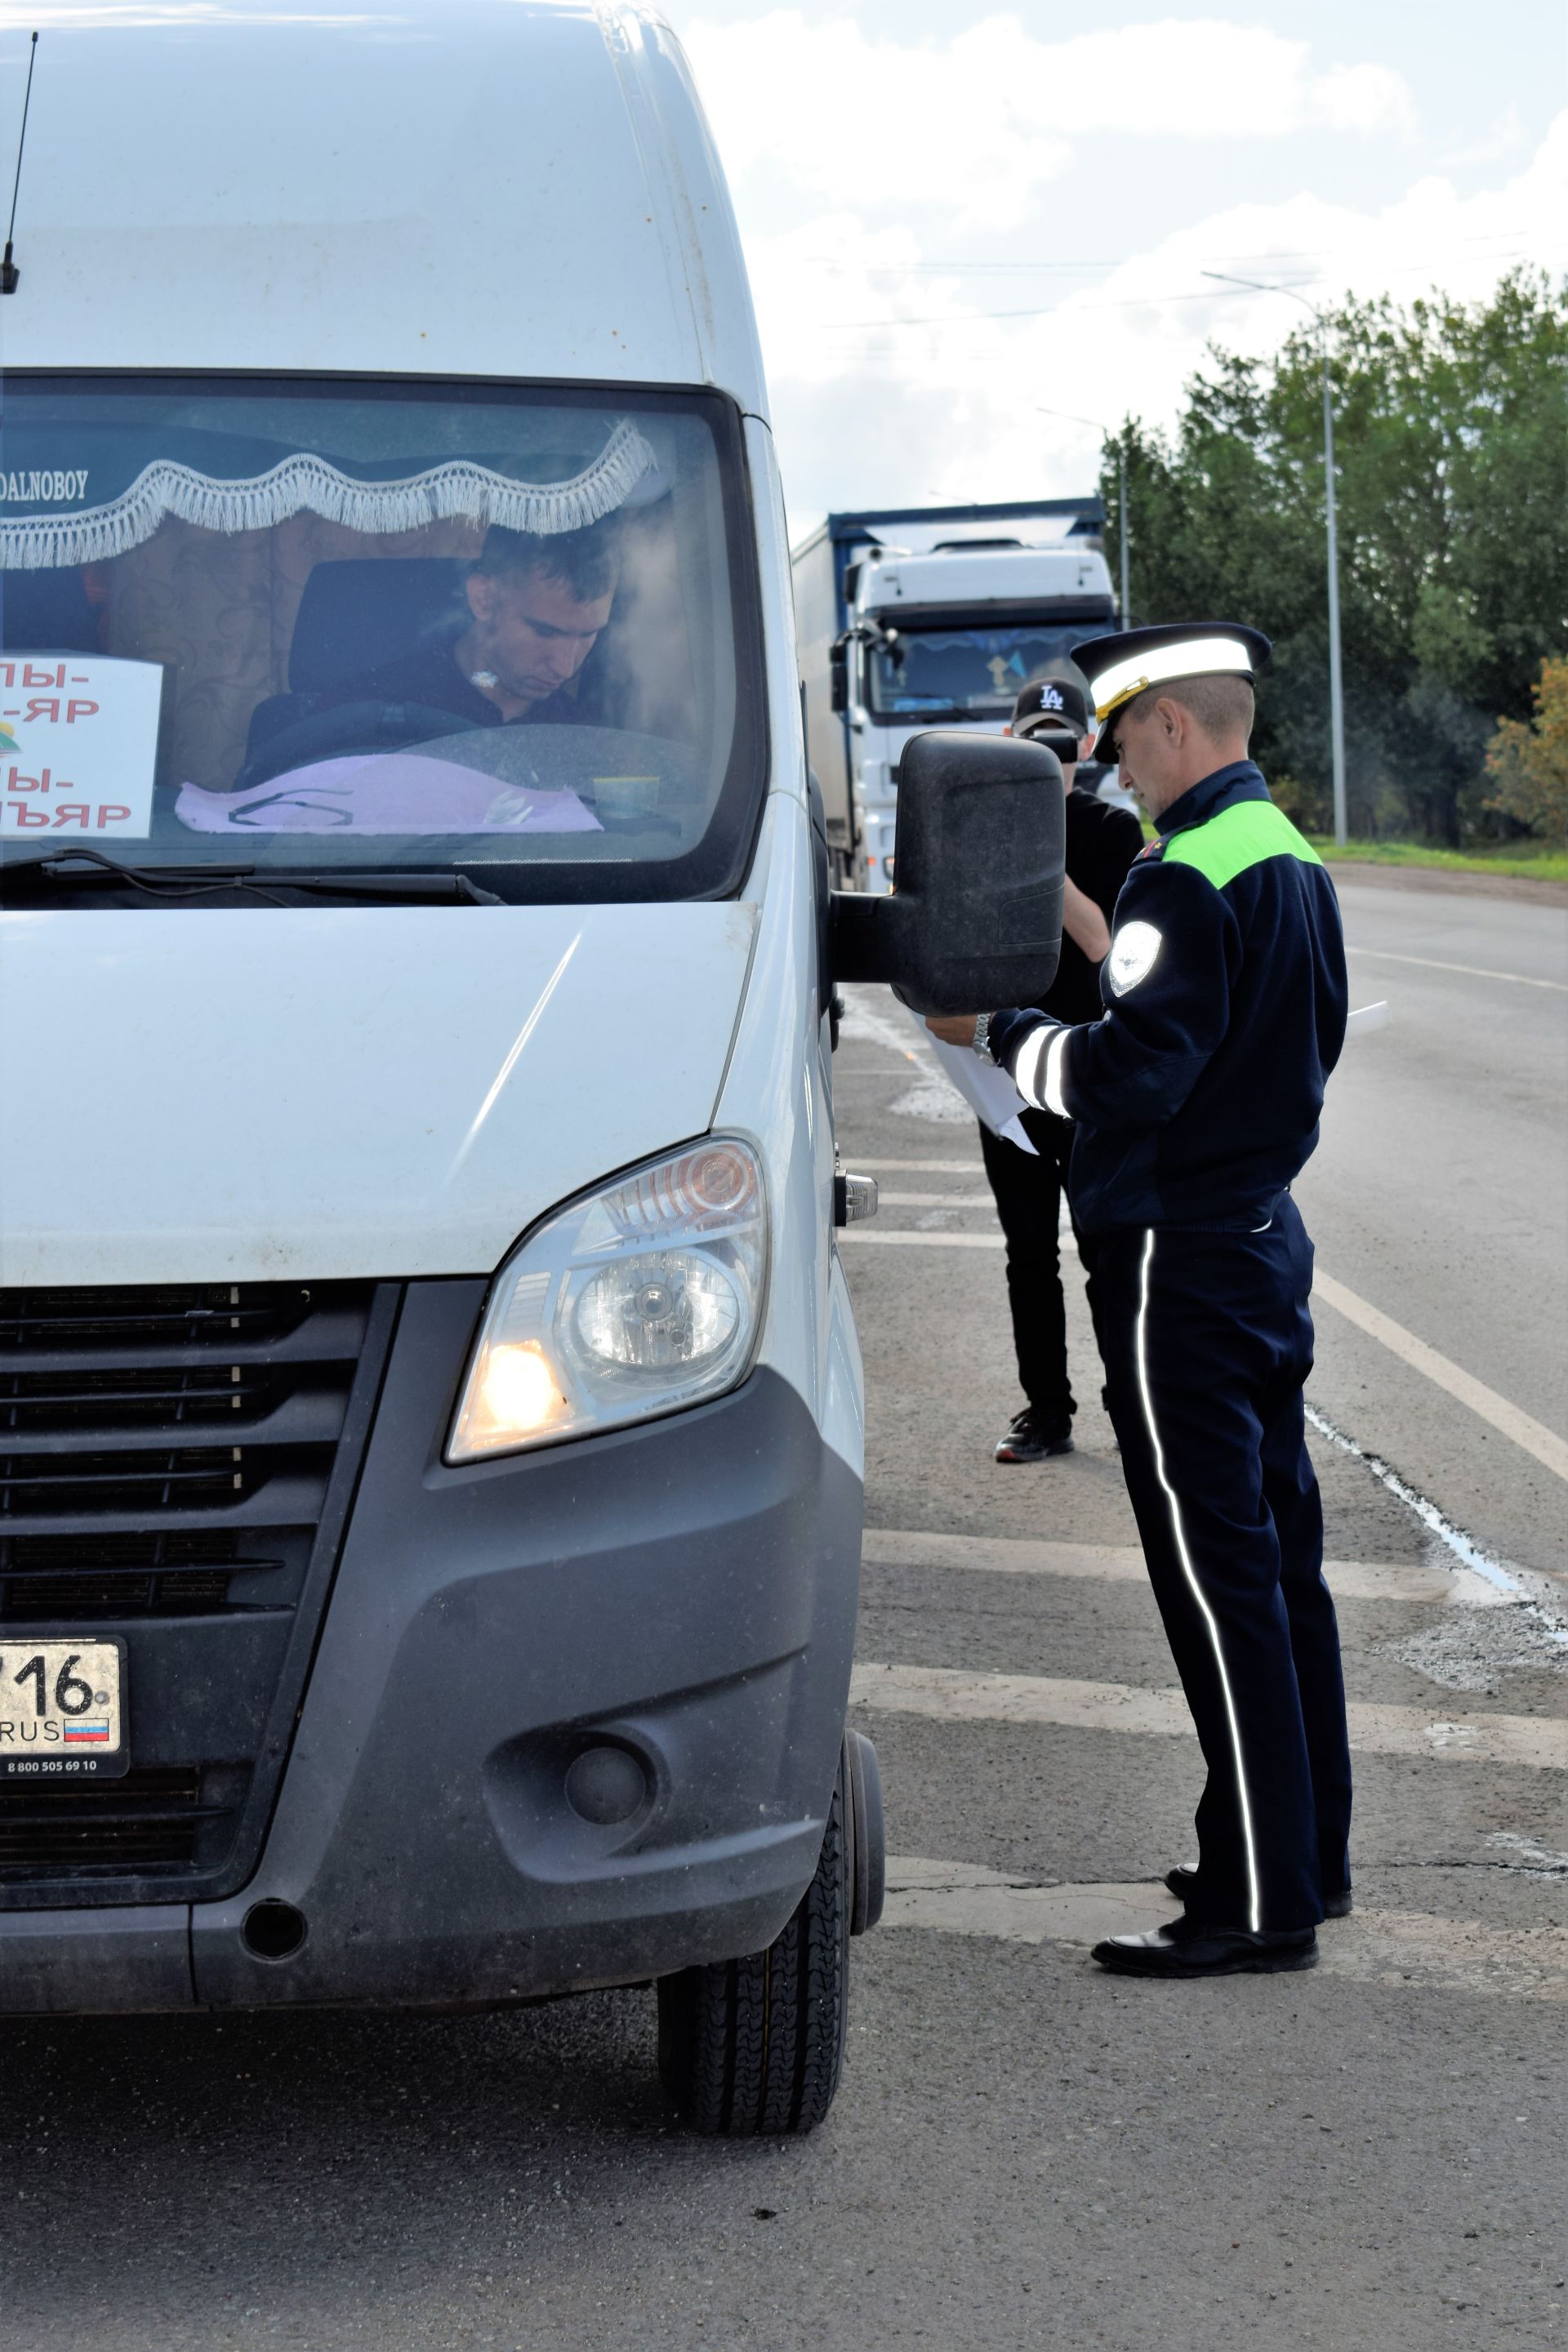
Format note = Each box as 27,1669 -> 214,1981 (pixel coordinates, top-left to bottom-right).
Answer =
322,522 -> 619,733
935,675 -> 1142,1463
975,623 -> 1354,1981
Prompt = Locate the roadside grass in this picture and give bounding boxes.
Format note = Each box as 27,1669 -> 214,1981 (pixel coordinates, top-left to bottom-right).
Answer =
1309,836 -> 1568,883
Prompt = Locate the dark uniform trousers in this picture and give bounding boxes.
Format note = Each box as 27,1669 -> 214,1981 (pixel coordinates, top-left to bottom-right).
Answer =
1094,1193 -> 1353,1934
978,1107 -> 1107,1423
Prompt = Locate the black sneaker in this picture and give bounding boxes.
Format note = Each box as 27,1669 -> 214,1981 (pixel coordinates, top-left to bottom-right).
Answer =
995,1408 -> 1074,1463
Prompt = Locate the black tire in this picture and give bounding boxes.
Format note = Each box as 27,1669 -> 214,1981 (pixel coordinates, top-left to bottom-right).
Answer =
657,1742 -> 852,2136
846,1729 -> 885,1935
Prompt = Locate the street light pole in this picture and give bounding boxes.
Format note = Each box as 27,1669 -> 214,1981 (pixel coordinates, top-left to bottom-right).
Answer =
1202,271 -> 1348,848
1037,404 -> 1131,622
1117,444 -> 1130,626
1319,347 -> 1348,849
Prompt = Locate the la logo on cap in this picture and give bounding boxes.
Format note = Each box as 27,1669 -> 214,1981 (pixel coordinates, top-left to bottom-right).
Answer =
1040,686 -> 1064,709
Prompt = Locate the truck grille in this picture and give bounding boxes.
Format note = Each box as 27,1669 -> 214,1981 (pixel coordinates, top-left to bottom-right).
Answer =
0,1279 -> 399,1906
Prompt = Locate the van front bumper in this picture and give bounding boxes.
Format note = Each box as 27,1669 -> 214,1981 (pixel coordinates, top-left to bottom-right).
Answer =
0,1282 -> 862,2015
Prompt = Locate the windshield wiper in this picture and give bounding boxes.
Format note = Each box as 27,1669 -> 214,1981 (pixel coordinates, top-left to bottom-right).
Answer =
0,849 -> 501,906
0,849 -> 283,902
284,871 -> 504,905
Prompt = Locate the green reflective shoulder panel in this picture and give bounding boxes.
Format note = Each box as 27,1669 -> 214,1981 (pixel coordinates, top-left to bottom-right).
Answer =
1163,798 -> 1323,890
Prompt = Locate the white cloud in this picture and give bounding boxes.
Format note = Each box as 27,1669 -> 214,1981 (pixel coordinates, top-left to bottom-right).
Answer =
684,12 -> 1414,224
746,111 -> 1568,529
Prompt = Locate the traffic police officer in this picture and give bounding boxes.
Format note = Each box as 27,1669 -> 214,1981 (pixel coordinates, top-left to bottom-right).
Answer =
975,622 -> 1354,1977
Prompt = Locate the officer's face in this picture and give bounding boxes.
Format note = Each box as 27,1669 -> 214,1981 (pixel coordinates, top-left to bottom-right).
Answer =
1115,702 -> 1176,797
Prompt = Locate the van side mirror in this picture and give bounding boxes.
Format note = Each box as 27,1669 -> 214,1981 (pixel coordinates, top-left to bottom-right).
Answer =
829,730 -> 1065,1016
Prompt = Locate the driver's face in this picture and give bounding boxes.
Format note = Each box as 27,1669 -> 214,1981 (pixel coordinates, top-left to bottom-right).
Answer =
466,564 -> 616,704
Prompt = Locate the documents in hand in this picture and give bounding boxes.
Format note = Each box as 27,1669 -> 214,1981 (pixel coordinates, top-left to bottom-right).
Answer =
902,1002 -> 1039,1155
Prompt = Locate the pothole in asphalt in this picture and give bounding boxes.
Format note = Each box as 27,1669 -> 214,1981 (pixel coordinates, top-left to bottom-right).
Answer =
1372,1601 -> 1568,1693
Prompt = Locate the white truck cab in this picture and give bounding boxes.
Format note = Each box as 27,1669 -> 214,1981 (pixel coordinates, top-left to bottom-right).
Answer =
0,0 -> 1062,2132
795,510 -> 1117,891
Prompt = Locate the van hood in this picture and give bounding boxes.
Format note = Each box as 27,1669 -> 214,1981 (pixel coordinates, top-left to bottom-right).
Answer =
0,903 -> 756,1287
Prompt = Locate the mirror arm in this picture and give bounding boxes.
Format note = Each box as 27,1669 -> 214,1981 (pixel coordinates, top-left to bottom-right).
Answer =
829,889 -> 906,987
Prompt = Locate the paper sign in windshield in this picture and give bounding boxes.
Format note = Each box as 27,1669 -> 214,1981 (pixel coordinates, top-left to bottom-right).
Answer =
1,657 -> 163,840
176,752 -> 605,836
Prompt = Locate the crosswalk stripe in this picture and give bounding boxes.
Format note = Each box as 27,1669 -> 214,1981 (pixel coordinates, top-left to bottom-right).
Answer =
872,1192 -> 997,1209
849,1663 -> 1568,1771
860,1526 -> 1501,1606
880,1856 -> 1568,2002
841,1229 -> 1004,1250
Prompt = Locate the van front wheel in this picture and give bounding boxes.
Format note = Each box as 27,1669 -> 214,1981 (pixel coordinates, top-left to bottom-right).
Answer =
657,1740 -> 853,2136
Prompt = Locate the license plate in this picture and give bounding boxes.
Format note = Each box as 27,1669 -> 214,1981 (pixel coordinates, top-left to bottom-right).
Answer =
0,1638 -> 127,1780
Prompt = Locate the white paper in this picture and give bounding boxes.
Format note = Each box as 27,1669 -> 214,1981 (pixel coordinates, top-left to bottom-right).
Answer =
1346,1000 -> 1390,1036
903,1004 -> 1039,1154
1,654 -> 164,841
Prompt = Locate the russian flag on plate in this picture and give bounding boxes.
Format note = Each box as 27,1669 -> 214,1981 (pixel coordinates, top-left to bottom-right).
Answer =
64,1722 -> 109,1744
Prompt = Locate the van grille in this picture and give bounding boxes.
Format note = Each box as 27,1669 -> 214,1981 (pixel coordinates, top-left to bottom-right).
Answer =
0,1279 -> 398,1906
0,1766 -> 242,1872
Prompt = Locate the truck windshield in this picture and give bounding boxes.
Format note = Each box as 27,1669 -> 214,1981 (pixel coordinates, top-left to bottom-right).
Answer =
866,623 -> 1087,719
0,376 -> 764,902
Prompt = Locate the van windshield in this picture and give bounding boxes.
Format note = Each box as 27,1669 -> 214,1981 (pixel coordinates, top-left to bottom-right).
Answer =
866,623 -> 1087,719
0,377 -> 764,902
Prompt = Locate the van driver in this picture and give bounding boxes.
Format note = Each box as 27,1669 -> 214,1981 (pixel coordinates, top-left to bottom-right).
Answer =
325,520 -> 619,732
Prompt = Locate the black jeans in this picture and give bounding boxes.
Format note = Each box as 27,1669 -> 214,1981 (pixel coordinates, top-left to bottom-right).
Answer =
978,1108 -> 1107,1424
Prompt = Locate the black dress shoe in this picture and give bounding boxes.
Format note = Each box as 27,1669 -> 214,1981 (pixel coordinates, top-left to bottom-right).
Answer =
1164,1863 -> 1352,1919
1093,1914 -> 1318,1977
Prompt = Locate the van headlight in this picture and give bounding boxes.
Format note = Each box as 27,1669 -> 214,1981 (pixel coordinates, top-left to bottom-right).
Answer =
447,1138 -> 768,1462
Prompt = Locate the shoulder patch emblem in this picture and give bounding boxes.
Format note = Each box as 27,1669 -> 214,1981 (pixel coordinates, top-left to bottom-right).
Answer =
1136,836 -> 1164,862
1107,919 -> 1162,996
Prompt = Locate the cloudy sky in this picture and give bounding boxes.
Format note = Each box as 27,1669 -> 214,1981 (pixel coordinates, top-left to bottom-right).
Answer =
665,0 -> 1568,533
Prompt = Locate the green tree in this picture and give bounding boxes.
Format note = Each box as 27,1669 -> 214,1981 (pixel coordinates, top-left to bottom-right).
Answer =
1486,655 -> 1568,841
1100,270 -> 1568,841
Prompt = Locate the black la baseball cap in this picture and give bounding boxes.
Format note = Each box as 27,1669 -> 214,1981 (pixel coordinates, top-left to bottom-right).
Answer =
1010,674 -> 1091,742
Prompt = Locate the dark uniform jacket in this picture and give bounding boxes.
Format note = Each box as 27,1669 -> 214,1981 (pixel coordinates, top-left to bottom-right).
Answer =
990,762 -> 1348,1234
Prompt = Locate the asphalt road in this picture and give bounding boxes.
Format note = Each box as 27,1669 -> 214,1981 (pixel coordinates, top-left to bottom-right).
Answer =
2,874 -> 1565,2351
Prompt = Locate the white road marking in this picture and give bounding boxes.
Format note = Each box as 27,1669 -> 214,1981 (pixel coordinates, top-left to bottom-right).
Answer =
872,1191 -> 997,1209
849,1662 -> 1568,1771
847,1160 -> 986,1174
1304,1403 -> 1539,1601
881,1856 -> 1568,2002
1346,944 -> 1568,993
842,1227 -> 1004,1250
1313,1272 -> 1568,1487
842,1229 -> 1004,1251
842,1229 -> 1568,1490
836,995 -> 930,1060
860,1526 -> 1506,1607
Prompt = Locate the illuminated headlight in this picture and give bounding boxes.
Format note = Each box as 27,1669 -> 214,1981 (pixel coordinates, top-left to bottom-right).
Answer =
447,1138 -> 768,1462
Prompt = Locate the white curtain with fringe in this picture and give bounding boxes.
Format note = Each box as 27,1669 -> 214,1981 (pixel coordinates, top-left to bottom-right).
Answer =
2,421 -> 657,571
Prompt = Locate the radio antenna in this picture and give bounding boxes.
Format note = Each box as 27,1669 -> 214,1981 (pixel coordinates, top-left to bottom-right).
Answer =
2,31 -> 40,296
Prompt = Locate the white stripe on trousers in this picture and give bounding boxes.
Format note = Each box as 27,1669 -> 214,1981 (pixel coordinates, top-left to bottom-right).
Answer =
1134,1227 -> 1263,1935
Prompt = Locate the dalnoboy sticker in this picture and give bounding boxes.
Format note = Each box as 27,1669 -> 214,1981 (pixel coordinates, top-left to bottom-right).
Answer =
1,657 -> 163,840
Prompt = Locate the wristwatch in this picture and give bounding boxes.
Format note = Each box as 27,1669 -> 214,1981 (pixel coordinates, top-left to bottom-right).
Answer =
972,1013 -> 993,1063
